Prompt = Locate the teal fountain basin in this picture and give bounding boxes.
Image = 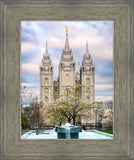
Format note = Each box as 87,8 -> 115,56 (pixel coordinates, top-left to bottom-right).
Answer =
55,123 -> 82,139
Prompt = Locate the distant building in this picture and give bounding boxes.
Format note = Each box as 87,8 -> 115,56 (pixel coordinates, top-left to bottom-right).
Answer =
40,28 -> 95,104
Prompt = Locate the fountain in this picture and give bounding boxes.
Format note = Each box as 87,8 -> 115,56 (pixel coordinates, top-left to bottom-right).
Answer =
55,123 -> 82,139
21,124 -> 113,139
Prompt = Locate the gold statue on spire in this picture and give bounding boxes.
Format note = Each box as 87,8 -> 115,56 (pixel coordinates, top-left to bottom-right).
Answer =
66,26 -> 68,32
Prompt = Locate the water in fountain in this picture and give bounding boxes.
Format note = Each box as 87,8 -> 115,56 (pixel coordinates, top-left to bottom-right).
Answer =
64,123 -> 72,127
21,123 -> 113,139
50,128 -> 56,135
81,129 -> 87,135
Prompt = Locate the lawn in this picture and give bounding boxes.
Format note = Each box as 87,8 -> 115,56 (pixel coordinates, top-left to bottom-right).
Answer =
98,129 -> 113,134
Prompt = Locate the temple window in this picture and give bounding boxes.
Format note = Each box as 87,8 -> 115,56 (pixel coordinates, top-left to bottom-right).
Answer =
45,78 -> 48,85
66,74 -> 69,85
86,78 -> 90,86
45,88 -> 48,94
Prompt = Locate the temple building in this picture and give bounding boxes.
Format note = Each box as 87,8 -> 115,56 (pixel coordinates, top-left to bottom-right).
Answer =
40,28 -> 95,105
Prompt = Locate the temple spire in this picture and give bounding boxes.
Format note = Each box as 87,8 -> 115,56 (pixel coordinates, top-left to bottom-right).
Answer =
44,41 -> 49,57
85,41 -> 89,57
65,27 -> 70,51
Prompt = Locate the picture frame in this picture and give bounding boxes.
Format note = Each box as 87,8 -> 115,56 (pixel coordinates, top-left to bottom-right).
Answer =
0,0 -> 133,159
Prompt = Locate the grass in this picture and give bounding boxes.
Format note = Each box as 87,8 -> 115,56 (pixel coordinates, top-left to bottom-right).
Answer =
98,129 -> 113,134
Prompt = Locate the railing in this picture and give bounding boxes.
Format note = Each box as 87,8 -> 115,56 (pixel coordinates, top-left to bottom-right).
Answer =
81,123 -> 102,129
40,123 -> 102,130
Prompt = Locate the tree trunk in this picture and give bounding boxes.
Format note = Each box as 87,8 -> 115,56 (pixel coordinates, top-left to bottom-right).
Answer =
68,118 -> 71,123
73,116 -> 76,125
59,119 -> 62,126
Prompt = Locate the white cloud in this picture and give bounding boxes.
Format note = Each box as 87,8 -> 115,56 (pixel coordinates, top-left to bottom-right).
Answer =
21,62 -> 39,76
21,21 -> 113,61
95,96 -> 113,102
21,42 -> 37,54
21,21 -> 28,30
95,84 -> 113,91
21,82 -> 36,87
95,76 -> 113,83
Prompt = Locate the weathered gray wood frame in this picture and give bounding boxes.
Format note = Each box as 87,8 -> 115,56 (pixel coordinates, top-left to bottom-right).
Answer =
0,0 -> 133,159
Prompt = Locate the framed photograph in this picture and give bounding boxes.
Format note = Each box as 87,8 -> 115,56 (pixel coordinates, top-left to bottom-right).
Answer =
21,21 -> 114,140
1,0 -> 134,159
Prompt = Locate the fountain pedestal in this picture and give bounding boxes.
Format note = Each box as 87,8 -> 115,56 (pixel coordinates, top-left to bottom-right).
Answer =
55,124 -> 82,139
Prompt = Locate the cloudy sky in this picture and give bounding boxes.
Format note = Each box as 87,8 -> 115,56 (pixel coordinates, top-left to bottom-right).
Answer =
21,21 -> 113,103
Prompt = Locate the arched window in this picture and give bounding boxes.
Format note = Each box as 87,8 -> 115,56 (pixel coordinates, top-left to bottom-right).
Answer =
45,88 -> 48,94
66,74 -> 69,85
86,78 -> 90,86
45,78 -> 48,85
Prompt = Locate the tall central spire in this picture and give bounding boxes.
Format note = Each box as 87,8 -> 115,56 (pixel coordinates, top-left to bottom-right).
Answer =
85,41 -> 90,57
65,27 -> 70,51
44,41 -> 49,57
